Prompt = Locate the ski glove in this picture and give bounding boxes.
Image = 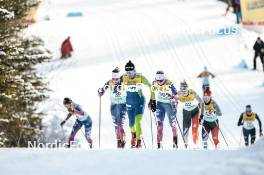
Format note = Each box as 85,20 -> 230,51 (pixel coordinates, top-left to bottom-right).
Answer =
199,116 -> 203,125
237,121 -> 243,126
260,131 -> 263,137
98,88 -> 104,97
148,99 -> 156,112
68,108 -> 74,114
60,120 -> 66,127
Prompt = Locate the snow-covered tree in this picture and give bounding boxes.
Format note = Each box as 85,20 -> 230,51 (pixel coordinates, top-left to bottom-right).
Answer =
40,115 -> 67,146
0,0 -> 52,147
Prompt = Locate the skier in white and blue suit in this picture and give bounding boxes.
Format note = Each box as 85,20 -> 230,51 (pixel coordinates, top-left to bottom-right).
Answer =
152,71 -> 178,149
98,67 -> 127,148
60,97 -> 93,148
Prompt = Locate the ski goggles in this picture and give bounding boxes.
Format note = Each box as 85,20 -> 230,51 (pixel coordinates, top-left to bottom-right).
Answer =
112,72 -> 120,79
155,73 -> 165,81
203,95 -> 211,102
126,70 -> 136,78
156,74 -> 166,85
180,86 -> 188,92
246,107 -> 252,113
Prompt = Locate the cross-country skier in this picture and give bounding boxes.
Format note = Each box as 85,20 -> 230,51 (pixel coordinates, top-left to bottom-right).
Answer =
98,67 -> 127,148
60,97 -> 93,148
121,60 -> 156,148
178,80 -> 203,148
152,71 -> 178,148
197,66 -> 215,92
200,89 -> 222,149
237,105 -> 263,146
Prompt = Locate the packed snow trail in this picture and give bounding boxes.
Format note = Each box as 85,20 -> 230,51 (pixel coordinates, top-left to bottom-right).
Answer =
1,138 -> 264,175
26,0 -> 264,149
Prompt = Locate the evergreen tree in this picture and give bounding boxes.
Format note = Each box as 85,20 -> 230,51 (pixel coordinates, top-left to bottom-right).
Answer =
0,0 -> 52,147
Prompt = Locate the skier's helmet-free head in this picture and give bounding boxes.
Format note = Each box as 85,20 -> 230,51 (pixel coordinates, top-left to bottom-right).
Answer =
63,97 -> 72,105
156,70 -> 166,85
112,67 -> 120,84
245,105 -> 252,113
125,60 -> 136,79
203,89 -> 212,103
180,80 -> 189,94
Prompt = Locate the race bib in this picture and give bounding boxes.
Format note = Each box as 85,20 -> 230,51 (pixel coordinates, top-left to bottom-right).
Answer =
126,84 -> 141,92
184,101 -> 194,110
244,121 -> 254,129
205,110 -> 215,117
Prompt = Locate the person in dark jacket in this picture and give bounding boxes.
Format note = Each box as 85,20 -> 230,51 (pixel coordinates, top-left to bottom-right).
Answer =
253,37 -> 264,71
61,36 -> 73,59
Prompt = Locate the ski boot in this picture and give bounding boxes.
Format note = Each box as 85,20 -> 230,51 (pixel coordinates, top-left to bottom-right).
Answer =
173,136 -> 178,149
89,140 -> 93,149
117,139 -> 122,148
120,140 -> 126,148
136,139 -> 142,148
117,139 -> 126,148
203,141 -> 208,150
131,132 -> 136,148
157,142 -> 162,149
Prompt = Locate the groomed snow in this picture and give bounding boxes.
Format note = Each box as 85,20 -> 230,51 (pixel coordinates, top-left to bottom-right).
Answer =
1,0 -> 264,174
1,138 -> 263,175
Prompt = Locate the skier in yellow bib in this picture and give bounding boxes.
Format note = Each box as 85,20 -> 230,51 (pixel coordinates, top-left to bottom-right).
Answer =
178,80 -> 204,148
200,89 -> 222,149
121,60 -> 156,148
237,105 -> 263,146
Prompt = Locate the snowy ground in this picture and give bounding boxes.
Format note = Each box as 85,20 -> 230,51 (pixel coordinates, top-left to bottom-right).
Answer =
1,138 -> 264,175
1,0 -> 264,174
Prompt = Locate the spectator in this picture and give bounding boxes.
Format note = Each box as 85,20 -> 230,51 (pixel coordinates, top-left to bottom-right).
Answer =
197,66 -> 215,92
233,0 -> 242,24
253,37 -> 264,71
61,36 -> 73,59
224,0 -> 233,16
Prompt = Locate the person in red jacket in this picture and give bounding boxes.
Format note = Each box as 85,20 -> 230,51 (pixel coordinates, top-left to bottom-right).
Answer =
61,36 -> 73,59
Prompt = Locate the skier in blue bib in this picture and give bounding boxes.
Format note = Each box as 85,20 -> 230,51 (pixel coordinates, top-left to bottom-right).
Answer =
98,67 -> 127,148
60,97 -> 93,148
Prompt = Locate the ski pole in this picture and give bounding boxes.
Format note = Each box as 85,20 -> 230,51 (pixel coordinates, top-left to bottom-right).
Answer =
170,99 -> 186,147
215,121 -> 229,147
149,110 -> 154,149
142,137 -> 147,149
239,127 -> 243,147
175,117 -> 185,147
201,124 -> 213,144
153,112 -> 158,127
99,96 -> 102,149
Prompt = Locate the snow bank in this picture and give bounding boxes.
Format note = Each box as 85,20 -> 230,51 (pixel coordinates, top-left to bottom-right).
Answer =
0,144 -> 263,175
